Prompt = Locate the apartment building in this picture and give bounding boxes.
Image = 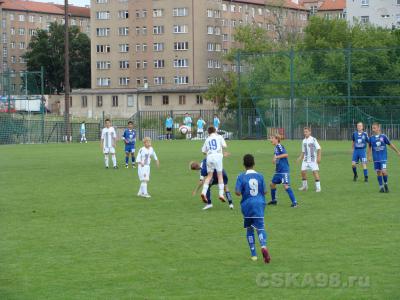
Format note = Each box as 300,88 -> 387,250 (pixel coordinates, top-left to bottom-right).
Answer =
0,0 -> 90,93
317,0 -> 346,20
68,0 -> 307,118
347,0 -> 400,28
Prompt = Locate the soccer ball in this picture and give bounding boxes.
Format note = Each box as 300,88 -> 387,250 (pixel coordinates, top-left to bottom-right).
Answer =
179,126 -> 188,135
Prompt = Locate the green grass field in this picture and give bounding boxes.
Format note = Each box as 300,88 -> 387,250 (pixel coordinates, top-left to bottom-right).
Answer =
1,140 -> 400,300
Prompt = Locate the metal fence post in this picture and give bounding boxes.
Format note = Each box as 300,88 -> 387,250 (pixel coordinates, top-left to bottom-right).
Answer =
289,47 -> 295,140
236,51 -> 242,139
346,46 -> 352,132
41,67 -> 45,143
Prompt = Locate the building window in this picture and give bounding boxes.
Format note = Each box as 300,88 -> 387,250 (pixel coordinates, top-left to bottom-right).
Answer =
154,77 -> 165,85
143,60 -> 148,69
29,29 -> 36,36
153,26 -> 164,35
173,25 -> 188,33
136,44 -> 141,52
96,0 -> 109,3
142,44 -> 147,52
361,0 -> 369,6
112,96 -> 119,107
10,42 -> 15,49
154,60 -> 165,68
9,14 -> 14,21
135,27 -> 140,35
173,8 -> 188,17
119,44 -> 129,52
153,43 -> 164,51
174,41 -> 189,50
96,11 -> 110,19
207,26 -> 214,34
142,27 -> 147,35
81,96 -> 87,107
119,60 -> 129,69
96,27 -> 110,36
96,96 -> 103,107
162,95 -> 169,105
118,10 -> 129,19
136,60 -> 141,69
96,77 -> 110,87
19,14 -> 25,22
196,95 -> 203,105
361,16 -> 369,23
11,28 -> 15,35
145,96 -> 152,106
18,28 -> 25,35
143,10 -> 148,18
127,95 -> 134,107
153,9 -> 164,17
136,78 -> 141,85
179,95 -> 186,105
96,61 -> 111,69
118,27 -> 129,36
96,44 -> 110,53
174,76 -> 189,85
19,42 -> 25,49
173,58 -> 188,68
119,77 -> 129,86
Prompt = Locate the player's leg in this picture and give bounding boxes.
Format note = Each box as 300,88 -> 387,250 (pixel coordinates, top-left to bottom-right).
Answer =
125,151 -> 129,168
374,163 -> 384,192
202,186 -> 213,210
382,163 -> 389,193
245,225 -> 257,260
110,148 -> 117,168
268,180 -> 278,205
201,172 -> 214,202
313,170 -> 321,192
299,162 -> 308,191
224,185 -> 234,209
131,150 -> 136,167
254,219 -> 270,264
361,160 -> 368,182
351,151 -> 358,181
104,148 -> 110,168
215,157 -> 225,201
282,173 -> 297,207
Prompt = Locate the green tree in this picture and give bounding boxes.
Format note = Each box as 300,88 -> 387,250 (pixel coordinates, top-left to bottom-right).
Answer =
24,22 -> 90,94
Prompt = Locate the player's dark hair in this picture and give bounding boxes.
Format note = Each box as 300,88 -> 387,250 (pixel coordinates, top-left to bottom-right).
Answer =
243,154 -> 255,169
372,122 -> 380,127
105,118 -> 111,123
304,126 -> 310,131
128,121 -> 133,125
208,126 -> 216,134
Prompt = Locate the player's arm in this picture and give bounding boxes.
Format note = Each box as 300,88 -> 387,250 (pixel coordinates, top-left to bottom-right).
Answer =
201,141 -> 208,155
389,143 -> 400,156
192,180 -> 204,196
296,151 -> 304,162
152,150 -> 160,167
367,141 -> 372,162
235,176 -> 242,196
100,131 -> 104,150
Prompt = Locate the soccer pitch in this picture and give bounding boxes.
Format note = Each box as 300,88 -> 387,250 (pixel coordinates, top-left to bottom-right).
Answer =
1,140 -> 399,300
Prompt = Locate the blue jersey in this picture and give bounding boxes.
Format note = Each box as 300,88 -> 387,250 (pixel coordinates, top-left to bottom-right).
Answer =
352,131 -> 369,149
122,129 -> 136,146
197,119 -> 205,130
80,123 -> 85,135
214,117 -> 220,128
235,170 -> 266,218
274,144 -> 289,173
369,134 -> 390,162
165,117 -> 173,128
200,158 -> 228,184
184,116 -> 192,126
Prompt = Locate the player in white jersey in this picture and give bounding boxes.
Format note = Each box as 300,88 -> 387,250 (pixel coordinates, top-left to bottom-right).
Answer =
200,126 -> 228,202
136,137 -> 160,198
297,127 -> 322,192
101,119 -> 118,169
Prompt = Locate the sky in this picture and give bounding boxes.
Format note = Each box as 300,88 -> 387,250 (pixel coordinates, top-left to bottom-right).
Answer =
31,0 -> 91,7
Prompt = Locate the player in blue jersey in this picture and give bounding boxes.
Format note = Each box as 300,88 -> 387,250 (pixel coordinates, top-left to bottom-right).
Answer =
351,122 -> 369,182
196,117 -> 206,139
80,121 -> 87,143
213,114 -> 221,131
165,115 -> 173,140
368,122 -> 400,193
268,135 -> 298,207
122,121 -> 136,168
235,154 -> 271,263
191,158 -> 234,210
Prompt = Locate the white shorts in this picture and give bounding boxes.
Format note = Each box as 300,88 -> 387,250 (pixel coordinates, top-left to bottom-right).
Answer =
301,161 -> 319,172
103,147 -> 115,154
197,129 -> 204,133
207,154 -> 223,173
138,165 -> 150,181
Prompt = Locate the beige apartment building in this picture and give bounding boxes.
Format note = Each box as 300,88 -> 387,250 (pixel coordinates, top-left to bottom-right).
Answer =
67,0 -> 308,118
0,0 -> 90,94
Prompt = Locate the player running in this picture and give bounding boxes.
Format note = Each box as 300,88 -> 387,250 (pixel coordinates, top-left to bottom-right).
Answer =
183,112 -> 193,139
80,121 -> 87,143
200,126 -> 228,203
351,122 -> 369,182
235,154 -> 271,263
191,158 -> 234,210
368,122 -> 400,193
196,117 -> 206,139
122,121 -> 136,168
213,114 -> 221,131
268,135 -> 298,207
297,127 -> 322,192
101,119 -> 118,169
136,137 -> 160,198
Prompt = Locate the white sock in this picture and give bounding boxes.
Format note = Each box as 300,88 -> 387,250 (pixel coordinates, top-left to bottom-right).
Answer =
218,184 -> 224,197
111,155 -> 117,167
302,180 -> 308,188
201,184 -> 209,195
104,155 -> 109,167
142,182 -> 148,194
315,181 -> 321,190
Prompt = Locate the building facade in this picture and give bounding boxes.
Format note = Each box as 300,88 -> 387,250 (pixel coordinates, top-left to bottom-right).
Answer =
316,0 -> 346,20
0,0 -> 90,93
69,0 -> 307,118
346,0 -> 400,28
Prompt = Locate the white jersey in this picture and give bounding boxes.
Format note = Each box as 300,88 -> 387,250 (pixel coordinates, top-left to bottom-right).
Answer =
302,136 -> 321,163
101,127 -> 116,148
202,133 -> 227,156
136,146 -> 158,166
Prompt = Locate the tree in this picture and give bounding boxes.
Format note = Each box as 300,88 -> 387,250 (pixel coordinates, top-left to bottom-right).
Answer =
24,22 -> 90,94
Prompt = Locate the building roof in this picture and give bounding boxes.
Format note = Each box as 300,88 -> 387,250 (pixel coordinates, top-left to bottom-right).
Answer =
318,0 -> 345,11
233,0 -> 308,10
0,0 -> 90,17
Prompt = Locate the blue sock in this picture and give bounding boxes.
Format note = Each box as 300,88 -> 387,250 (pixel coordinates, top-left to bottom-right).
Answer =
271,188 -> 277,202
132,155 -> 135,164
206,188 -> 212,204
246,228 -> 257,257
352,166 -> 357,176
377,176 -> 383,187
363,169 -> 368,178
125,156 -> 129,165
256,228 -> 267,248
225,191 -> 233,204
286,188 -> 297,205
383,175 -> 388,184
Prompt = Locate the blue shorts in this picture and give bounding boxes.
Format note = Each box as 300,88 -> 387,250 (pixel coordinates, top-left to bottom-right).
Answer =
210,173 -> 228,186
352,149 -> 367,164
125,144 -> 135,153
272,173 -> 290,185
243,218 -> 265,230
374,161 -> 387,171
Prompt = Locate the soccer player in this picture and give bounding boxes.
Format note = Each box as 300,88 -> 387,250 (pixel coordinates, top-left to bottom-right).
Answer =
183,112 -> 192,139
201,126 -> 228,203
101,119 -> 117,169
213,114 -> 221,131
351,122 -> 369,182
297,127 -> 322,192
368,122 -> 400,193
196,117 -> 206,139
268,135 -> 298,207
235,154 -> 271,263
136,137 -> 160,198
80,121 -> 87,143
165,115 -> 173,140
191,158 -> 234,210
122,121 -> 136,168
